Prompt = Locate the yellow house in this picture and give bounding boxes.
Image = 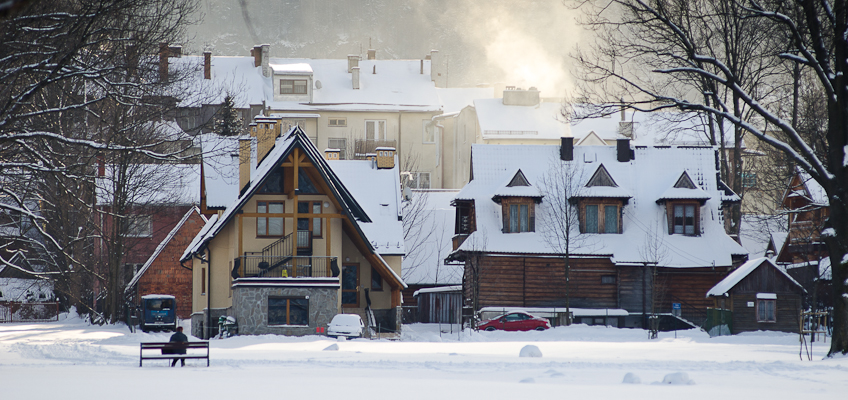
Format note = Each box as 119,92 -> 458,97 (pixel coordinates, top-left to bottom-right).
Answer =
182,123 -> 405,338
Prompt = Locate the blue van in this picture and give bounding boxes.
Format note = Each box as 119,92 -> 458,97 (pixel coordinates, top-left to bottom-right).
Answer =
140,294 -> 177,332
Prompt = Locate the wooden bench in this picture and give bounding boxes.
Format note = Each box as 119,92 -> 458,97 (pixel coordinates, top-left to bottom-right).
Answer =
139,341 -> 210,367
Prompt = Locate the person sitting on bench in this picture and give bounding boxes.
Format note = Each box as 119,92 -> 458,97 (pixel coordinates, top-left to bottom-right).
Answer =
168,326 -> 188,367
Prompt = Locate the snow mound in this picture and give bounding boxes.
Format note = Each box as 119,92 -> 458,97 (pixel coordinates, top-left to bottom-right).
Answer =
519,344 -> 542,357
622,372 -> 641,384
660,372 -> 695,385
519,377 -> 535,383
323,344 -> 339,351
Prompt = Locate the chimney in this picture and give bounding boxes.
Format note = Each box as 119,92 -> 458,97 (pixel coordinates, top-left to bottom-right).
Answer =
347,54 -> 360,73
239,136 -> 251,192
616,138 -> 632,162
430,49 -> 444,87
324,148 -> 340,161
420,59 -> 423,74
158,42 -> 168,82
503,87 -> 540,106
365,153 -> 377,166
560,137 -> 573,161
352,66 -> 360,90
375,147 -> 395,169
252,45 -> 262,67
372,65 -> 376,74
620,103 -> 625,121
261,44 -> 270,77
203,51 -> 211,80
367,49 -> 376,60
255,116 -> 282,163
169,45 -> 182,58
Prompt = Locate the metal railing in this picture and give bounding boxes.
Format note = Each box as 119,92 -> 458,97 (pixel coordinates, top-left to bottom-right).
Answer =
245,233 -> 293,260
238,255 -> 336,278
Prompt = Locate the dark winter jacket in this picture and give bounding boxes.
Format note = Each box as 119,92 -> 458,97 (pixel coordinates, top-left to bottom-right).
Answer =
168,331 -> 189,354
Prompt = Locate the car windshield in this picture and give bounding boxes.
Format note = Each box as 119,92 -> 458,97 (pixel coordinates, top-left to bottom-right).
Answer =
331,315 -> 361,326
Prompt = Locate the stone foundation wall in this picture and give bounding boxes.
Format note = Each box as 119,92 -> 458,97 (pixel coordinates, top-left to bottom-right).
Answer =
232,285 -> 338,336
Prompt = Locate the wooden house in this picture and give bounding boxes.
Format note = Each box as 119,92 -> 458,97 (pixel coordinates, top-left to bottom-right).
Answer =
448,140 -> 748,329
707,257 -> 806,334
182,123 -> 406,338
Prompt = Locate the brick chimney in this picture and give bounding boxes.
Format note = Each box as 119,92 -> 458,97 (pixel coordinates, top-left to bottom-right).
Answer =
255,116 -> 282,163
367,49 -> 376,60
203,51 -> 211,80
324,148 -> 340,160
347,54 -> 360,73
239,136 -> 251,192
375,147 -> 395,169
169,45 -> 182,57
159,42 -> 169,82
561,137 -> 573,161
352,66 -> 360,90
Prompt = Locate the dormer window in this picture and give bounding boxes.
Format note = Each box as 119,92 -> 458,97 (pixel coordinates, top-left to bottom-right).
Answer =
280,79 -> 307,94
657,172 -> 709,236
502,199 -> 535,233
673,203 -> 696,235
574,164 -> 628,234
584,203 -> 620,233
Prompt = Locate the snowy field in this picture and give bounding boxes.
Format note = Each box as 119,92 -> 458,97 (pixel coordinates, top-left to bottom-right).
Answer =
1,313 -> 845,400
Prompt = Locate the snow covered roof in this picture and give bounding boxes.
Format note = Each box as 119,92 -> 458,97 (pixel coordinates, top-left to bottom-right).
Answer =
126,207 -> 206,293
172,56 -> 441,112
402,190 -> 464,285
657,172 -> 712,202
707,257 -> 805,297
474,99 -> 569,140
95,163 -> 200,206
492,170 -> 543,199
453,144 -> 747,268
413,285 -> 462,297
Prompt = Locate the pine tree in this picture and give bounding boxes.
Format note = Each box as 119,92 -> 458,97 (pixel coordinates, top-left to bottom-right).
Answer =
215,95 -> 243,136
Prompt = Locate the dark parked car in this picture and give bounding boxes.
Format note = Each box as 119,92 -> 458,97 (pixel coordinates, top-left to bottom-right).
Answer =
478,311 -> 551,331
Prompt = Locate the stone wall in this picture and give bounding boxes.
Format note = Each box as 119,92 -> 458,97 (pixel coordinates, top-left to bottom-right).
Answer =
232,285 -> 338,336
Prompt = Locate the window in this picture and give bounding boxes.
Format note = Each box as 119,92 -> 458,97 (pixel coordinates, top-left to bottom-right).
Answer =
297,201 -> 322,239
601,275 -> 616,284
329,118 -> 346,127
756,298 -> 776,322
280,79 -> 307,94
297,169 -> 320,194
257,202 -> 284,237
122,214 -> 151,237
673,204 -> 696,235
406,172 -> 430,189
201,268 -> 206,295
742,172 -> 757,188
371,267 -> 383,291
268,297 -> 309,326
455,201 -> 475,234
583,204 -> 620,234
502,200 -> 535,233
328,138 -> 347,159
365,120 -> 386,141
422,120 -> 435,143
259,167 -> 284,193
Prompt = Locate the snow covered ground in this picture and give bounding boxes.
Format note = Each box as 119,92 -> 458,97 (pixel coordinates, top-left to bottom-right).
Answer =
1,313 -> 845,399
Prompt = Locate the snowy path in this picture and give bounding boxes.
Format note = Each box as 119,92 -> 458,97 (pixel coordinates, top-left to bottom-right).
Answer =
0,317 -> 844,399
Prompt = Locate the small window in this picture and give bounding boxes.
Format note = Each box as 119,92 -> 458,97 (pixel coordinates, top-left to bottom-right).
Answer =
257,202 -> 284,237
329,118 -> 347,127
268,297 -> 309,326
673,204 -> 696,235
601,275 -> 615,284
366,120 -> 386,140
583,203 -> 620,234
756,299 -> 776,322
371,267 -> 383,291
280,79 -> 308,94
742,172 -> 757,188
122,214 -> 151,237
503,200 -> 535,233
259,167 -> 284,193
406,172 -> 430,189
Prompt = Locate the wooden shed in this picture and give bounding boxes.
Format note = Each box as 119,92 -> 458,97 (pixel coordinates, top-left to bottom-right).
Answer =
414,285 -> 461,324
707,257 -> 806,334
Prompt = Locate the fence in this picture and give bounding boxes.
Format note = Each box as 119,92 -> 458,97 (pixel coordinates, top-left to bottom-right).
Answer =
703,308 -> 733,337
0,302 -> 60,322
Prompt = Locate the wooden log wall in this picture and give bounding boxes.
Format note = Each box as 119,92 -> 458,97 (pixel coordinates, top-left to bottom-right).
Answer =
730,295 -> 802,333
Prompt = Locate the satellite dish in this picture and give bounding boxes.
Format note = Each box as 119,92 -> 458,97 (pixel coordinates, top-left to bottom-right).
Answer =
315,80 -> 322,89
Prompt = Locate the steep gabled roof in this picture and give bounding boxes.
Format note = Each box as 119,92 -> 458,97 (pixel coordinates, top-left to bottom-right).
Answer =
572,164 -> 632,199
492,169 -> 543,201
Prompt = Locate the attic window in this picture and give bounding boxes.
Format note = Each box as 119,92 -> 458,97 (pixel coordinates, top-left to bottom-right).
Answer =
674,172 -> 697,189
280,79 -> 307,94
582,202 -> 620,234
671,203 -> 697,235
507,170 -> 531,187
501,198 -> 535,233
586,164 -> 618,187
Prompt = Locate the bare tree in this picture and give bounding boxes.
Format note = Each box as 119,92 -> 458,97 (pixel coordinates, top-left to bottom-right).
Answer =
639,221 -> 669,339
539,155 -> 588,326
574,0 -> 848,356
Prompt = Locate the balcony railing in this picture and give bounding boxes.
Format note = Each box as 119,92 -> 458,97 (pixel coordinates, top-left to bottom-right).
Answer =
236,255 -> 337,278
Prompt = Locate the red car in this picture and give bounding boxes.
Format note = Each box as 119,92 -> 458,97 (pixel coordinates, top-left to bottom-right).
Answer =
478,311 -> 551,331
